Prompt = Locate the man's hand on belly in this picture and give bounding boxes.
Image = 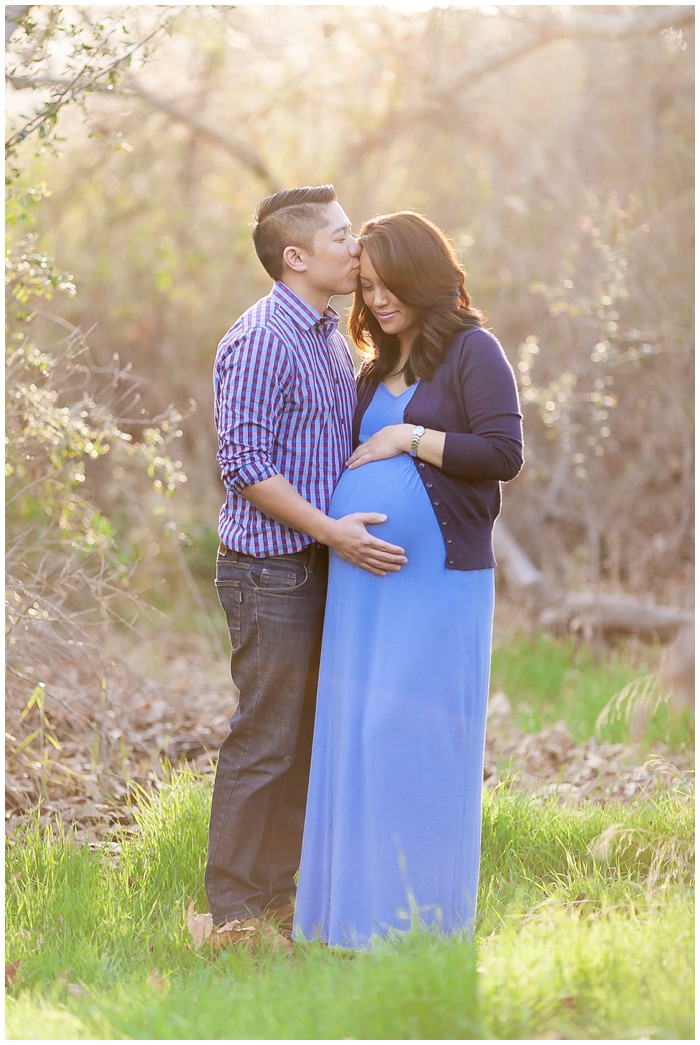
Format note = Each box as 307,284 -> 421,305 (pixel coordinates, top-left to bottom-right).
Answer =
241,474 -> 406,577
322,514 -> 407,576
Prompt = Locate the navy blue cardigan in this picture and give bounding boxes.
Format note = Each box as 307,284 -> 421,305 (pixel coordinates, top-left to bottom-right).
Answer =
353,327 -> 524,570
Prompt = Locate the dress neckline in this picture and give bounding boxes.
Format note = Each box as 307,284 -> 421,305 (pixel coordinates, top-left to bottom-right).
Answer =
379,380 -> 419,400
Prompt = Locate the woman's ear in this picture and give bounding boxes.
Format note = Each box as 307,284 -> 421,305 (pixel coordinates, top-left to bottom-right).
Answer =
282,245 -> 307,273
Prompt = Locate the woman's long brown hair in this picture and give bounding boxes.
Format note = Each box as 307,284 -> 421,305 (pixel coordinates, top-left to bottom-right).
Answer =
348,211 -> 483,384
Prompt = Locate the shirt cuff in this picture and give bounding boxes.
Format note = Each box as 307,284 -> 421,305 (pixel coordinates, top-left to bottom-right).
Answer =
230,459 -> 279,493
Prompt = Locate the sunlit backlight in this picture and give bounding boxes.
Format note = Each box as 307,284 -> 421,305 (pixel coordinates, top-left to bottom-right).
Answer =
378,1 -> 502,12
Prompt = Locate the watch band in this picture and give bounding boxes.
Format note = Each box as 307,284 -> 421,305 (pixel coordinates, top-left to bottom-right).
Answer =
409,425 -> 426,458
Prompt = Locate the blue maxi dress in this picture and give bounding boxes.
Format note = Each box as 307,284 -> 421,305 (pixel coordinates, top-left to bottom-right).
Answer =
293,382 -> 495,950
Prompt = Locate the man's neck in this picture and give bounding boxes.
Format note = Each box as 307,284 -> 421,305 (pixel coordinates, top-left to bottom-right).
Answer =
279,276 -> 330,316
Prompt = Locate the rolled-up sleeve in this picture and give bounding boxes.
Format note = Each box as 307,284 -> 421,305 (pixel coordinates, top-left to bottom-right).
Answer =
442,331 -> 524,482
215,326 -> 290,493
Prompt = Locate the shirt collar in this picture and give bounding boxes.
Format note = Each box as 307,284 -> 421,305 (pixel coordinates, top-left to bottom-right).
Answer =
272,281 -> 340,340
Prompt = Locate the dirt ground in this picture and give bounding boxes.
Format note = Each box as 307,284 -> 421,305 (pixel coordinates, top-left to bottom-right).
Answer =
5,619 -> 694,845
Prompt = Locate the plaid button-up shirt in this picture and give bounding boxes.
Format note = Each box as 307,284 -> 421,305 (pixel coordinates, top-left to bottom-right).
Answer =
214,281 -> 357,556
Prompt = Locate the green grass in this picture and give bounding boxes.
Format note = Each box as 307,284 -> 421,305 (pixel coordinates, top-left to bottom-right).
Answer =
5,769 -> 694,1040
490,632 -> 693,747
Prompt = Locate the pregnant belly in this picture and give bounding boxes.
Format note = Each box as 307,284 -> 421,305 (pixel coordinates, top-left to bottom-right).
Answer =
329,456 -> 440,554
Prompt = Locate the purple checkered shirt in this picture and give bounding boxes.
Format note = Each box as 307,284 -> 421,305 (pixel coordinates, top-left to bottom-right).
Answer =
214,281 -> 357,556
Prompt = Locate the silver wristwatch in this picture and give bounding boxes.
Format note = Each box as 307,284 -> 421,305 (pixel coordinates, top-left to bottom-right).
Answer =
409,425 -> 426,458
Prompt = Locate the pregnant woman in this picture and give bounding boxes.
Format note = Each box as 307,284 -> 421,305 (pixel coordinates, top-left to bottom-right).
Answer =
293,211 -> 524,950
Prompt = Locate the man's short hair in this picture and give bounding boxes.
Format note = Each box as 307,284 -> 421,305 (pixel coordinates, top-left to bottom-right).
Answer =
252,185 -> 338,280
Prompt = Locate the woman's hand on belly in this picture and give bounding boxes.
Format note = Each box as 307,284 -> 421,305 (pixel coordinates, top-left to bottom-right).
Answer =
346,425 -> 412,469
347,424 -> 447,470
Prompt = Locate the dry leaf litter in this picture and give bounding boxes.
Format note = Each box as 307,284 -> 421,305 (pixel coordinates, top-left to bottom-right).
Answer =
5,640 -> 694,847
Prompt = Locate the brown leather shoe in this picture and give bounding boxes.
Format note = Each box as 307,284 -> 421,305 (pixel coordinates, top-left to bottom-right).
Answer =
265,902 -> 295,937
208,916 -> 292,955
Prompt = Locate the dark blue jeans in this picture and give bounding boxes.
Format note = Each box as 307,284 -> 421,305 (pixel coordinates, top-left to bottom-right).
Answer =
205,542 -> 328,925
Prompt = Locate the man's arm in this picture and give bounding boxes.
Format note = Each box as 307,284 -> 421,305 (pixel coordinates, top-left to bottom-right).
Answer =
216,327 -> 406,576
241,474 -> 407,577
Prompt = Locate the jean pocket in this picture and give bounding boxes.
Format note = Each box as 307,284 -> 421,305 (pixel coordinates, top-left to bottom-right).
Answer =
251,561 -> 309,592
215,580 -> 242,651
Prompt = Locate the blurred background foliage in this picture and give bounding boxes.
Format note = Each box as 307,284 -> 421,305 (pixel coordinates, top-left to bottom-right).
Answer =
5,5 -> 694,721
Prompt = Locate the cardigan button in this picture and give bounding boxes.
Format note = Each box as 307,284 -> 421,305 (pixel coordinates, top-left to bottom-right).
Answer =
426,482 -> 433,488
441,520 -> 447,526
418,462 -> 425,469
433,499 -> 440,506
448,559 -> 454,565
446,538 -> 453,544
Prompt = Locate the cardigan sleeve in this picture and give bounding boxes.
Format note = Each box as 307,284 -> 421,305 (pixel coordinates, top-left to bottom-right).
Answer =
441,330 -> 524,482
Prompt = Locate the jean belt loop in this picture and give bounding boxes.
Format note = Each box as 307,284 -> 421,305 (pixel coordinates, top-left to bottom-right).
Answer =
308,543 -> 317,572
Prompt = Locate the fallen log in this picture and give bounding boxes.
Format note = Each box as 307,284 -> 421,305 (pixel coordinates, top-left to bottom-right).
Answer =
494,520 -> 693,641
538,591 -> 694,642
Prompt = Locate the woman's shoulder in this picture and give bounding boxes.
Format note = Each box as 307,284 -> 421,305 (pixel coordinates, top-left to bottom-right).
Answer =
450,325 -> 502,354
446,325 -> 510,369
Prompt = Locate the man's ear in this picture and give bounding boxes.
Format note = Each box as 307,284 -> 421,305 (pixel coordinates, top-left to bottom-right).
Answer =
282,245 -> 307,272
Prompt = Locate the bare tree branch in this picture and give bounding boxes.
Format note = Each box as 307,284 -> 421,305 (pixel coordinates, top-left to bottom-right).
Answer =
6,66 -> 281,191
508,5 -> 694,41
447,5 -> 694,95
5,18 -> 170,155
347,5 -> 694,168
124,77 -> 281,193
